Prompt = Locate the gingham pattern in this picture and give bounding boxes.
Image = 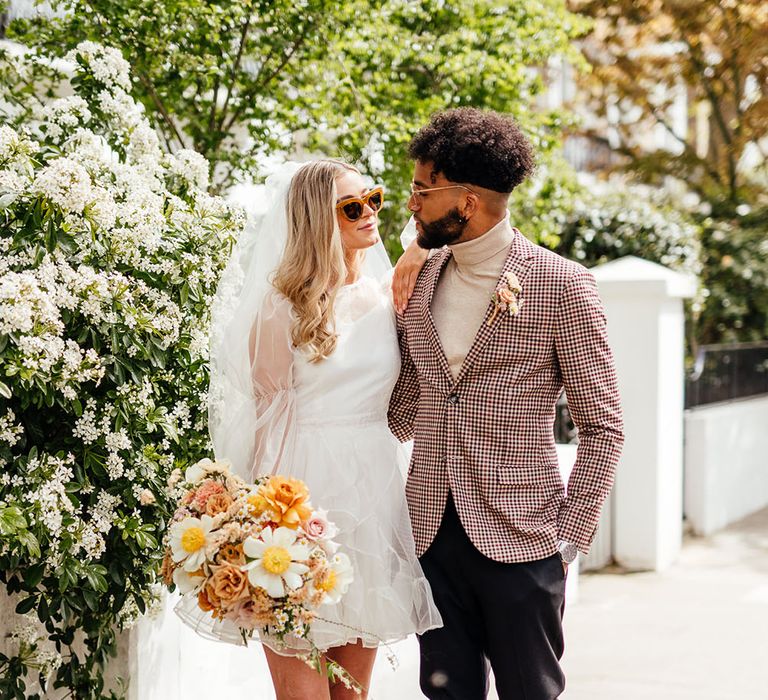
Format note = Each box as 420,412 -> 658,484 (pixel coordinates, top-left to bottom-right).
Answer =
388,229 -> 624,562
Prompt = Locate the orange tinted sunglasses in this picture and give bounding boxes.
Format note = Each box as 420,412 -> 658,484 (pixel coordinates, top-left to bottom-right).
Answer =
335,187 -> 384,222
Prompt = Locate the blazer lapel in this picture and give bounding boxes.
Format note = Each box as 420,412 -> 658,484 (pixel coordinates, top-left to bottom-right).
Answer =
454,229 -> 535,387
418,248 -> 454,390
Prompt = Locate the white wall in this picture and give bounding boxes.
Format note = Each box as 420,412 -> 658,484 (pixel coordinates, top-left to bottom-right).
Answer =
684,395 -> 768,536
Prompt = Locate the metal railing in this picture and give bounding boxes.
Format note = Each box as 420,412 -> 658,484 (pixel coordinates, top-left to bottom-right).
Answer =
686,341 -> 768,408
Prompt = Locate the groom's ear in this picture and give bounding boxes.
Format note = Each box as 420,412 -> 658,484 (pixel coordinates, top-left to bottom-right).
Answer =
461,191 -> 480,220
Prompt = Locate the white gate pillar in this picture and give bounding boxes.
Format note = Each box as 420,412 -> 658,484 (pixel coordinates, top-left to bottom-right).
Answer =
592,257 -> 696,570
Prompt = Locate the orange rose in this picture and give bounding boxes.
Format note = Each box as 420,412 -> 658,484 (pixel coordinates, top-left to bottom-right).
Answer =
259,476 -> 313,529
210,564 -> 249,603
205,491 -> 233,517
197,588 -> 215,612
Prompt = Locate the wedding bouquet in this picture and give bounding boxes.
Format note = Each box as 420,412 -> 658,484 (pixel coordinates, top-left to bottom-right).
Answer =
161,458 -> 353,651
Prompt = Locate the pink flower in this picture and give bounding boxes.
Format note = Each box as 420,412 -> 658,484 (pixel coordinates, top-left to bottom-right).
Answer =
193,480 -> 226,511
497,287 -> 516,305
303,510 -> 339,553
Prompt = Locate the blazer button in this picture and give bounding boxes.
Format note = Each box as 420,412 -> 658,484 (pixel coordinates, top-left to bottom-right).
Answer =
447,393 -> 459,405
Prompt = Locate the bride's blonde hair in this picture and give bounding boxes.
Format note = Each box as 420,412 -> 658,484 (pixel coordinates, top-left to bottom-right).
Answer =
273,159 -> 359,363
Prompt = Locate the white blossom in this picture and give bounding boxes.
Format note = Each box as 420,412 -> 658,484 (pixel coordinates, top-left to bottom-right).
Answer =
65,42 -> 132,92
32,157 -> 93,214
0,410 -> 24,446
167,149 -> 210,191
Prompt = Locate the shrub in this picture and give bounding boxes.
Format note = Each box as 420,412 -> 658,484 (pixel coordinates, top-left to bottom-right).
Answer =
0,43 -> 243,698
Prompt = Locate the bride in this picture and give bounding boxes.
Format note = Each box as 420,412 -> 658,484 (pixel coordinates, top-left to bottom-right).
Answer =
204,159 -> 442,699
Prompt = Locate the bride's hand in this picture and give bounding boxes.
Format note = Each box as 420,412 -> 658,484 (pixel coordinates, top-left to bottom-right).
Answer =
392,240 -> 428,314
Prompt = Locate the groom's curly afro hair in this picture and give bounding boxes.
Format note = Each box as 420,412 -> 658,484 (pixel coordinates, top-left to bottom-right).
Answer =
408,108 -> 535,193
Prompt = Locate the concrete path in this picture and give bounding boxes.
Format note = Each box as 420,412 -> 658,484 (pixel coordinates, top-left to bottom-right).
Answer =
372,507 -> 768,699
561,507 -> 768,700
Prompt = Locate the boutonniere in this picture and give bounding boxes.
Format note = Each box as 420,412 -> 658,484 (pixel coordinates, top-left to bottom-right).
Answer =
487,271 -> 522,326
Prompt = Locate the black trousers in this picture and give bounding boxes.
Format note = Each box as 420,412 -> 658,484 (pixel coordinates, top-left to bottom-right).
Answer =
417,494 -> 566,700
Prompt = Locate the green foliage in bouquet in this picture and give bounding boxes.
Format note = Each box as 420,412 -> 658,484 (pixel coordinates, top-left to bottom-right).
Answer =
0,43 -> 243,698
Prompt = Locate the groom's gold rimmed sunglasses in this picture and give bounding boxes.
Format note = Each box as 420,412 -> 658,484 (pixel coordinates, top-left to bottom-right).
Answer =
336,187 -> 385,222
409,183 -> 477,199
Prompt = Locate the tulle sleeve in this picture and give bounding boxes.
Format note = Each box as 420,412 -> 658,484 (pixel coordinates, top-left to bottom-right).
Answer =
247,292 -> 297,479
400,215 -> 418,250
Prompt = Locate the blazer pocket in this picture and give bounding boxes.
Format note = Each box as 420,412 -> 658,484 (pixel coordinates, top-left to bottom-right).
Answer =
494,466 -> 564,528
496,465 -> 558,487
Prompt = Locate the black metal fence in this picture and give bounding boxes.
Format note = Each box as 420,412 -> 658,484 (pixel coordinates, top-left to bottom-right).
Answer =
686,341 -> 768,409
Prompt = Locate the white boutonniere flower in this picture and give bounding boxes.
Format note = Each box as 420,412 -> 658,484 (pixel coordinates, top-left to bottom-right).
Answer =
487,271 -> 522,326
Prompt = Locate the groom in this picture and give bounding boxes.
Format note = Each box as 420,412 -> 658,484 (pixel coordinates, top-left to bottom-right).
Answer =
388,108 -> 624,699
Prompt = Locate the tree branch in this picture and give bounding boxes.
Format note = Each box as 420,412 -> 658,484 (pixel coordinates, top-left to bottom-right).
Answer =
683,37 -> 739,198
222,23 -> 311,134
135,72 -> 187,150
216,8 -> 253,134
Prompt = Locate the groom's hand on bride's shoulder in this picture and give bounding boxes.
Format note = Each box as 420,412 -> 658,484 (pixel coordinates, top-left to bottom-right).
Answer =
392,240 -> 429,314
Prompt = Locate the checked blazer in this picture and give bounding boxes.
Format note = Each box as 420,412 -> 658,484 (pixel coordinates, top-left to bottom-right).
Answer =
388,228 -> 624,563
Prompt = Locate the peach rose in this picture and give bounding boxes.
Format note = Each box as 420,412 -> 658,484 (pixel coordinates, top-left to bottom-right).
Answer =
210,564 -> 249,603
497,287 -> 516,305
193,480 -> 226,511
229,597 -> 273,630
259,476 -> 313,529
205,491 -> 233,516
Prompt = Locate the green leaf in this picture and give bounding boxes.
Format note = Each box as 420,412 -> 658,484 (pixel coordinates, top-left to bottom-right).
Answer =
0,380 -> 11,400
82,588 -> 98,611
134,529 -> 158,550
0,507 -> 27,535
84,567 -> 109,593
25,562 -> 46,589
17,530 -> 41,558
15,595 -> 38,615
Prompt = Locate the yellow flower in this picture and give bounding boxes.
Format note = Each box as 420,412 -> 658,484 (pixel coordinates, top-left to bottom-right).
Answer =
247,493 -> 270,516
259,476 -> 313,529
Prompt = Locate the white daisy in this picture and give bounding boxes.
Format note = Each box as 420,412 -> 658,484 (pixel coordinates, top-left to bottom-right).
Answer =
241,527 -> 310,598
169,515 -> 214,571
317,553 -> 354,605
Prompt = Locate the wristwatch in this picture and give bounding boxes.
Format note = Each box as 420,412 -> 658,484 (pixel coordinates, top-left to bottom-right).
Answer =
556,540 -> 578,565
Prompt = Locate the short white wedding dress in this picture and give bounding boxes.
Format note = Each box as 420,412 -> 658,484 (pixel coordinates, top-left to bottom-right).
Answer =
237,274 -> 442,653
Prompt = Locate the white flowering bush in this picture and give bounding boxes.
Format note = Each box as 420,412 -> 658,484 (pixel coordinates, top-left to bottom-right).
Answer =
0,43 -> 243,699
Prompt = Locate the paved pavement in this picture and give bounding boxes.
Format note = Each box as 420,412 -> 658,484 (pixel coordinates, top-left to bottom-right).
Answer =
561,507 -> 768,700
371,507 -> 768,699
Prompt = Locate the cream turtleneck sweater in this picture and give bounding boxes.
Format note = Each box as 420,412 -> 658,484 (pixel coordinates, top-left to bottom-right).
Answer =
430,213 -> 514,381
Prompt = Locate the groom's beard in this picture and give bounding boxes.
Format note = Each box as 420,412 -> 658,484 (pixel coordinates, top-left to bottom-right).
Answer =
416,208 -> 468,249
